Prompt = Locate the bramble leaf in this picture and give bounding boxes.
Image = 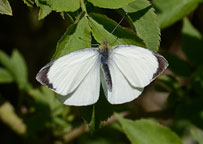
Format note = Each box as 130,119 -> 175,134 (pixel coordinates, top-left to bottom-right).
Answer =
0,0 -> 12,15
88,15 -> 143,47
35,0 -> 52,20
46,0 -> 80,12
53,16 -> 91,59
88,0 -> 134,9
89,13 -> 143,46
116,114 -> 183,144
123,0 -> 160,51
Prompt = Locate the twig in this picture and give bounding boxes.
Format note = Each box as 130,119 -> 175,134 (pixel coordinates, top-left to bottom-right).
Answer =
63,124 -> 89,143
63,112 -> 129,143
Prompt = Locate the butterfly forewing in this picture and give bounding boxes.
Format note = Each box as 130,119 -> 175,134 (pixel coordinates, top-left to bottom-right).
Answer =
110,45 -> 168,88
36,48 -> 100,98
57,55 -> 101,106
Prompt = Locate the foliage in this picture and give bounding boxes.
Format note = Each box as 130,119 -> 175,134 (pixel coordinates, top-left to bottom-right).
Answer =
123,0 -> 160,51
153,0 -> 202,29
0,0 -> 12,15
191,128 -> 203,144
0,0 -> 203,143
116,113 -> 182,144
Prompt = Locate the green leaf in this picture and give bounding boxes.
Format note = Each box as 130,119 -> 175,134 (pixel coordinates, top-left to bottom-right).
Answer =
191,128 -> 203,144
60,12 -> 74,24
152,0 -> 202,29
89,13 -> 143,46
35,0 -> 52,20
88,16 -> 119,45
182,18 -> 202,39
53,16 -> 91,59
11,50 -> 29,90
93,95 -> 114,130
0,50 -> 13,72
0,0 -> 12,15
88,15 -> 143,47
38,5 -> 51,20
0,102 -> 26,135
29,86 -> 62,110
0,67 -> 13,83
182,18 -> 203,66
123,0 -> 160,51
163,53 -> 192,77
88,0 -> 134,9
46,0 -> 80,12
27,88 -> 52,135
0,50 -> 30,90
28,86 -> 72,134
115,114 -> 183,144
23,0 -> 34,7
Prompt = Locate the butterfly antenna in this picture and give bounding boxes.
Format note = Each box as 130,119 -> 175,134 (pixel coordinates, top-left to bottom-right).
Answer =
109,12 -> 128,45
111,13 -> 127,34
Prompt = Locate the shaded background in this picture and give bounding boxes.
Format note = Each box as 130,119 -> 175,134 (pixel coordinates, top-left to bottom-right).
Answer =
0,0 -> 203,144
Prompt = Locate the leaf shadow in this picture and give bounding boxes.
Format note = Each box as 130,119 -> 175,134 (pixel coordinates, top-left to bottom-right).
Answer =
128,5 -> 152,22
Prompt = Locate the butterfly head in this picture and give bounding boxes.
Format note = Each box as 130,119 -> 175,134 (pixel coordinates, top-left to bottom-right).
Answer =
99,38 -> 109,52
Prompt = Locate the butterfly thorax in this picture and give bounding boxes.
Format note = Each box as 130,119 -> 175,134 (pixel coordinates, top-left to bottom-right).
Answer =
99,38 -> 110,52
99,38 -> 109,62
99,38 -> 109,64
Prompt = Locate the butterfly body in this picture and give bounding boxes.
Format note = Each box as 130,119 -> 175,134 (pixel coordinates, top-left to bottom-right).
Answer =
36,38 -> 168,106
99,38 -> 112,92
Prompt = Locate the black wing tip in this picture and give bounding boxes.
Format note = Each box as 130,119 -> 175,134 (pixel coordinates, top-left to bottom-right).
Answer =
152,52 -> 169,79
36,62 -> 55,90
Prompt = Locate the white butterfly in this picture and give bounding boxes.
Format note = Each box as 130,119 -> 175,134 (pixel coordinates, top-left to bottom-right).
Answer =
36,38 -> 168,106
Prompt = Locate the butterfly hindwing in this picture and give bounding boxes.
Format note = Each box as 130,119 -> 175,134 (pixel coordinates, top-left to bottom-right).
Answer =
104,56 -> 143,104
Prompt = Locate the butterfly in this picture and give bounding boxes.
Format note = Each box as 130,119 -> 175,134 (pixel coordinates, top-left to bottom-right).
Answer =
36,38 -> 168,106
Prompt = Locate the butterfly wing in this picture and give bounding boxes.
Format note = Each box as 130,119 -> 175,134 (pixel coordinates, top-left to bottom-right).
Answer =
110,45 -> 168,88
103,45 -> 168,104
36,48 -> 101,106
57,56 -> 101,106
102,59 -> 143,104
